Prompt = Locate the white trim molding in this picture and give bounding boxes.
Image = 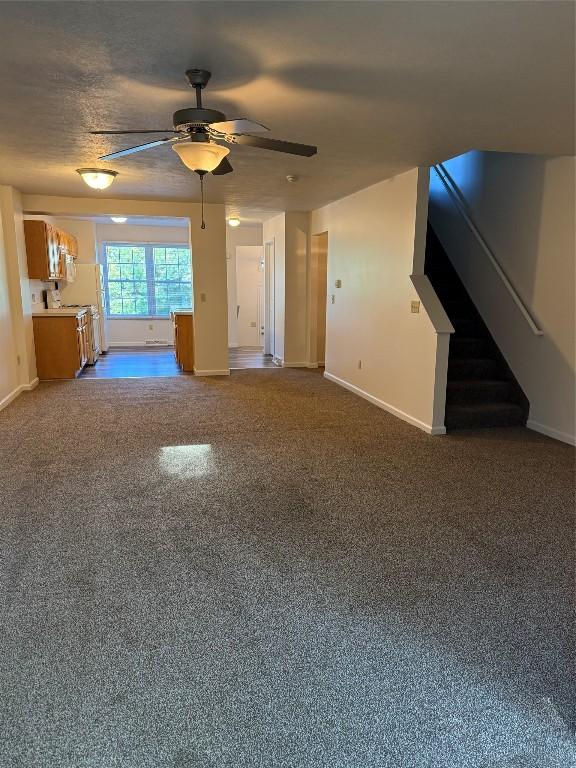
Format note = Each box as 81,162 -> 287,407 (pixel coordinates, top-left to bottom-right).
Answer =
324,371 -> 446,435
527,420 -> 576,446
283,361 -> 309,368
0,378 -> 39,413
193,368 -> 230,376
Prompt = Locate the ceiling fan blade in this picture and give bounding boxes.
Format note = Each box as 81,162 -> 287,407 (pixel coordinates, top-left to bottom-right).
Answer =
231,134 -> 317,157
98,137 -> 177,160
212,157 -> 233,176
91,130 -> 183,135
210,119 -> 269,135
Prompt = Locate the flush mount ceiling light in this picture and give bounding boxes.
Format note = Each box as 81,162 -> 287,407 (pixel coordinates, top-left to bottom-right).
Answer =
76,168 -> 118,190
172,140 -> 230,173
227,217 -> 240,227
110,216 -> 127,223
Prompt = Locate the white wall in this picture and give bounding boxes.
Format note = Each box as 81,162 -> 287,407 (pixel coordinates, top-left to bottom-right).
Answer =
0,204 -> 19,408
0,186 -> 38,409
95,222 -> 190,347
311,169 -> 452,434
284,212 -> 310,366
429,151 -> 576,444
226,224 -> 263,346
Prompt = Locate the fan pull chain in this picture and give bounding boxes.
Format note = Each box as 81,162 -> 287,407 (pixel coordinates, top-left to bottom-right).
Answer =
200,173 -> 206,230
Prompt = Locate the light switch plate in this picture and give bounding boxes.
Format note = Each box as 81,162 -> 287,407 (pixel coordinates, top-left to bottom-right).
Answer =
411,300 -> 421,314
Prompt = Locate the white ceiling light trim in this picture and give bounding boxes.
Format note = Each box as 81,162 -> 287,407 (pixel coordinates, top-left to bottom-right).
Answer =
172,142 -> 230,173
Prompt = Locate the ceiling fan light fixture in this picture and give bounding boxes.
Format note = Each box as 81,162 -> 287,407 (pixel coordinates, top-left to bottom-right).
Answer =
172,141 -> 230,173
227,217 -> 241,227
76,168 -> 118,190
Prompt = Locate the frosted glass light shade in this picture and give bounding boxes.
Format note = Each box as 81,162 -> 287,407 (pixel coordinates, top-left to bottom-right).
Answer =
227,217 -> 240,227
76,168 -> 118,190
172,141 -> 230,173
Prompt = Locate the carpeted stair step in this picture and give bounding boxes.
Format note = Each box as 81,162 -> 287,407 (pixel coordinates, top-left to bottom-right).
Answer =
448,357 -> 500,379
445,402 -> 526,429
446,379 -> 511,405
450,336 -> 493,358
442,297 -> 476,314
450,316 -> 488,336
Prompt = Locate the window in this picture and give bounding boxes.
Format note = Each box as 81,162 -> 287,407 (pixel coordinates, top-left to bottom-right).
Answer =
102,243 -> 192,317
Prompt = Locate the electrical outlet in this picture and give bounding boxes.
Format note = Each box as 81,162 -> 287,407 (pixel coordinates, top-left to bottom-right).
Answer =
335,279 -> 342,288
148,323 -> 153,330
200,293 -> 207,303
31,293 -> 37,303
250,321 -> 257,328
331,294 -> 335,304
411,300 -> 421,314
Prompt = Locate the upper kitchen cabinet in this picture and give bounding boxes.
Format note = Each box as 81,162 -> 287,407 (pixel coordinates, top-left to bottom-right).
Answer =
24,220 -> 78,281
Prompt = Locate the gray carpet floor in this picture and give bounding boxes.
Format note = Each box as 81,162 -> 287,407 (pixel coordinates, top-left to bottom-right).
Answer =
0,369 -> 574,768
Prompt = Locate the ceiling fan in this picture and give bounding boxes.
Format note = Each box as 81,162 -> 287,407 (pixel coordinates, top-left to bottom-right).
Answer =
90,68 -> 318,178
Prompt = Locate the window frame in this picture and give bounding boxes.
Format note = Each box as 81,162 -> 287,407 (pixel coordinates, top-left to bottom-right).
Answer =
101,241 -> 193,319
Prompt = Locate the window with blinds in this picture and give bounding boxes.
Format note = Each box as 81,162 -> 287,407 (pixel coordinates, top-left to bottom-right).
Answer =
102,243 -> 192,318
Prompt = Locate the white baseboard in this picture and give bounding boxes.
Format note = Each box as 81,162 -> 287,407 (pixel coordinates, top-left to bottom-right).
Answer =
323,371 -> 445,435
193,368 -> 230,376
283,361 -> 309,368
228,343 -> 239,348
527,419 -> 575,446
0,377 -> 39,413
109,341 -> 173,348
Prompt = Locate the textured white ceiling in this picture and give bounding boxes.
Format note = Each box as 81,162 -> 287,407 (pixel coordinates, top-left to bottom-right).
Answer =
0,1 -> 573,214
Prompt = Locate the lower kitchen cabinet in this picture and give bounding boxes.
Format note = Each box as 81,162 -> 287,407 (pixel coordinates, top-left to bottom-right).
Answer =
171,311 -> 194,372
32,311 -> 90,379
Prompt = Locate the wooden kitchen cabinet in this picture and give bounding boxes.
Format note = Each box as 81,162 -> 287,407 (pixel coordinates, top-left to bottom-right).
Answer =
32,311 -> 89,379
172,311 -> 195,372
24,220 -> 77,281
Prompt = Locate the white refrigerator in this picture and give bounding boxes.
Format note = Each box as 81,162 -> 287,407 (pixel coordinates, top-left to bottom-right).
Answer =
60,264 -> 109,352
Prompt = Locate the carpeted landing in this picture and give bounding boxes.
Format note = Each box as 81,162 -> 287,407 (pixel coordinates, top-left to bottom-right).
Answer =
0,369 -> 574,768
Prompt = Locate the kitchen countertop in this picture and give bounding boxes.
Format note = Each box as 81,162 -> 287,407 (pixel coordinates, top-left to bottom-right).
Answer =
33,308 -> 88,317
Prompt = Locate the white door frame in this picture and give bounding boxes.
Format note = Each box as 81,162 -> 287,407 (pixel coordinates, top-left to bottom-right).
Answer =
264,239 -> 275,356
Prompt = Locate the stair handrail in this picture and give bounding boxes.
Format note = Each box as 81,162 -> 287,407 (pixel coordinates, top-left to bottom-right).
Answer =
432,162 -> 544,336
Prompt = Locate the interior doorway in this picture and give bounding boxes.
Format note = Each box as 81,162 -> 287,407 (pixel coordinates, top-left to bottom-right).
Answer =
309,232 -> 328,367
228,242 -> 276,370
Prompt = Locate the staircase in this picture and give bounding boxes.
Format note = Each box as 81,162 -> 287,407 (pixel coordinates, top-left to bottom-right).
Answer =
425,225 -> 529,430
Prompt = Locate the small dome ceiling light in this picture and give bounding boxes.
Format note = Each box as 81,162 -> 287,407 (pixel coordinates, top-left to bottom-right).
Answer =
76,168 -> 118,190
110,216 -> 127,223
227,217 -> 241,227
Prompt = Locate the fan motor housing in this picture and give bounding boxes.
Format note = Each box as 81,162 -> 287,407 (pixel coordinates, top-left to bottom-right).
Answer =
173,108 -> 226,131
